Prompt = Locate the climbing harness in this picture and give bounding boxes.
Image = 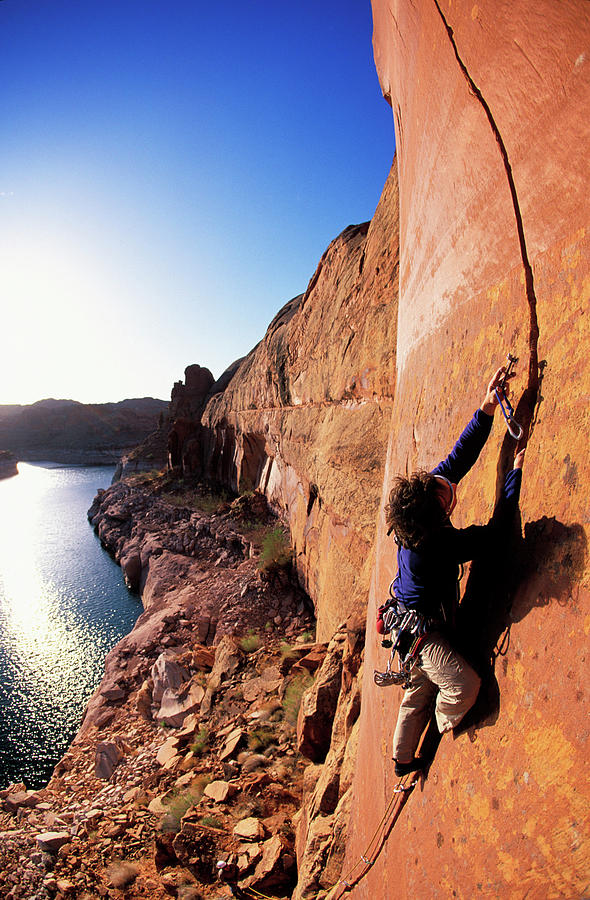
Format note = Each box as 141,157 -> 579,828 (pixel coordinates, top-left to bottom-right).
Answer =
494,353 -> 523,440
374,581 -> 433,689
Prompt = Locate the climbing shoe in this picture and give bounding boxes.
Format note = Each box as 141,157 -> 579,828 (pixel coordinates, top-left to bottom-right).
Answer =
394,758 -> 424,777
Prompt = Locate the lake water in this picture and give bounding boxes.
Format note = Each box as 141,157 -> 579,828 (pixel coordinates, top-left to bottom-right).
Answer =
0,463 -> 141,789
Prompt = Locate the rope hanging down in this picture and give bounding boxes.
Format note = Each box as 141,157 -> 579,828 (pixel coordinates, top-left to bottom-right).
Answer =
329,772 -> 420,898
216,774 -> 419,900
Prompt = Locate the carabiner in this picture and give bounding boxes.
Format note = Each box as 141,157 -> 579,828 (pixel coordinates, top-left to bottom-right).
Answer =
495,354 -> 523,440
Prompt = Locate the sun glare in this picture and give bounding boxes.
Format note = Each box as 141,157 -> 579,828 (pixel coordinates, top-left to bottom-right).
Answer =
0,466 -> 86,693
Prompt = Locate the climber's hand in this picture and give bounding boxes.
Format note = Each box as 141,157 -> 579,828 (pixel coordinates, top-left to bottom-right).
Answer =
481,366 -> 512,415
514,447 -> 526,470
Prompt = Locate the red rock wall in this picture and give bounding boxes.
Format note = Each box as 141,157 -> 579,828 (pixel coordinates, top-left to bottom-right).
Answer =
201,167 -> 400,640
346,2 -> 590,897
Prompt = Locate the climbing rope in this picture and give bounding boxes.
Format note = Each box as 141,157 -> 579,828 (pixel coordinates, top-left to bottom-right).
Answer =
215,775 -> 419,900
329,772 -> 420,898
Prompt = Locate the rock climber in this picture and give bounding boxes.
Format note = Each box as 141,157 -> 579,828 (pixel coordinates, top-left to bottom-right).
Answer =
384,367 -> 525,777
216,860 -> 251,899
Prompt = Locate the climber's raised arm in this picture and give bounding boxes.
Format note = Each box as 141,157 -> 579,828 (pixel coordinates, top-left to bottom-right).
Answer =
432,367 -> 508,485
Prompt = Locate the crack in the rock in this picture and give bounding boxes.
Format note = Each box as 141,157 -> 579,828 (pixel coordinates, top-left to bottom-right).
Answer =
433,0 -> 539,438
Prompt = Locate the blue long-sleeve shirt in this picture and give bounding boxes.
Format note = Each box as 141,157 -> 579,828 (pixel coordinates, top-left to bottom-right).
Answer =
392,409 -> 522,622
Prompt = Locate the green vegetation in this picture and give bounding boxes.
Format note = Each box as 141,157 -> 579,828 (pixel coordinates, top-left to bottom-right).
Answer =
128,468 -> 163,484
258,525 -> 292,573
161,785 -> 205,834
239,629 -> 261,654
280,641 -> 299,663
247,727 -> 278,752
189,727 -> 210,756
199,815 -> 224,829
163,487 -> 230,514
282,672 -> 313,725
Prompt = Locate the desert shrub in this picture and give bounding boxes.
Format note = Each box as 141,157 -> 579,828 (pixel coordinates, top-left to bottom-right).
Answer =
161,788 -> 202,834
199,815 -> 224,829
107,861 -> 139,888
195,489 -> 230,514
248,727 -> 278,752
189,727 -> 209,756
239,629 -> 261,653
280,641 -> 298,661
163,486 -> 230,513
258,525 -> 292,573
282,673 -> 314,725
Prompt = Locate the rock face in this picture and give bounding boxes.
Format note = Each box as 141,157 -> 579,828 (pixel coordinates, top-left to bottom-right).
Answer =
341,3 -> 590,898
2,6 -> 587,896
0,398 -> 168,465
167,364 -> 216,475
199,167 -> 400,639
0,451 -> 18,480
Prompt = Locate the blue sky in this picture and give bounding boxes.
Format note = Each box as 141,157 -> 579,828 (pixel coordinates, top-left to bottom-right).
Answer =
0,0 -> 394,404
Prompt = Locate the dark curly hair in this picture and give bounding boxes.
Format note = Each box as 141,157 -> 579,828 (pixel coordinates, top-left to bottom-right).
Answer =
384,470 -> 447,550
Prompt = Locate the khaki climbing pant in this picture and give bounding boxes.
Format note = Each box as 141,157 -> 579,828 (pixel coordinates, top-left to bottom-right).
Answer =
392,632 -> 481,763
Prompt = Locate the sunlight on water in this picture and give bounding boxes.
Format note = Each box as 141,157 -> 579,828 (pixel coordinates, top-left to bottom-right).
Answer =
0,463 -> 140,788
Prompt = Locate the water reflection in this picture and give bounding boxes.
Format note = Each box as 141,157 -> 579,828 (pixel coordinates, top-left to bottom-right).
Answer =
0,463 -> 140,788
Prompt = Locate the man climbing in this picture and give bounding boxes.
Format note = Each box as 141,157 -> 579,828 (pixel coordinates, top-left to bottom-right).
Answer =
384,367 -> 525,777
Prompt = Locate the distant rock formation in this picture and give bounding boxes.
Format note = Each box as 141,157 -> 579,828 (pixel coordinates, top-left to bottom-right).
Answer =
0,398 -> 169,465
167,364 -> 215,475
197,167 -> 400,640
0,451 -> 17,480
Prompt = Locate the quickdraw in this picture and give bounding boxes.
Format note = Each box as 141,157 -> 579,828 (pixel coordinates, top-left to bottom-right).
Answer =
494,353 -> 523,440
374,581 -> 432,689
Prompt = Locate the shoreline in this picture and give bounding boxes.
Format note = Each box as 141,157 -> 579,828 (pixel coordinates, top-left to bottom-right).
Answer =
0,452 -> 18,480
0,474 -> 360,898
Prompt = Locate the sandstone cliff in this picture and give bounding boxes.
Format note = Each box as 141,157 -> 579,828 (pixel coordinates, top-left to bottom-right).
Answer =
164,3 -> 590,894
342,2 -> 590,898
199,165 -> 400,641
1,4 -> 588,897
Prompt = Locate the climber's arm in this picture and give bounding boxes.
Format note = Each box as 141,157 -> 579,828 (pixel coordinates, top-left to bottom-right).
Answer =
432,367 -> 507,484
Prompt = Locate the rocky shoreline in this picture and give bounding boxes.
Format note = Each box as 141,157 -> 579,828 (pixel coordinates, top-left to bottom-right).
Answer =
10,448 -> 137,467
0,475 -> 363,899
0,451 -> 18,480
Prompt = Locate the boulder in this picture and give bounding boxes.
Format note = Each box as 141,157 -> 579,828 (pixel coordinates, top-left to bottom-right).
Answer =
241,666 -> 282,703
3,790 -> 40,813
156,680 -> 206,728
219,727 -> 245,761
156,736 -> 181,767
233,817 -> 267,841
151,650 -> 189,706
95,742 -> 123,780
296,644 -> 343,762
36,831 -> 71,852
120,550 -> 142,591
136,679 -> 153,720
203,780 -> 237,803
201,636 -> 241,714
243,833 -> 296,893
291,649 -> 327,675
192,646 -> 215,670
